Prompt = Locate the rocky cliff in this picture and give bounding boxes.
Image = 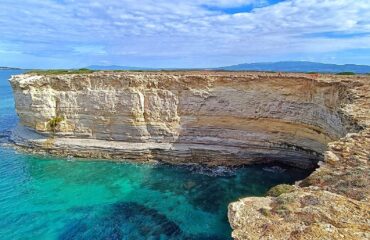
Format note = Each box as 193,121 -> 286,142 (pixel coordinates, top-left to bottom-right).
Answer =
10,71 -> 355,168
228,74 -> 370,240
9,71 -> 370,239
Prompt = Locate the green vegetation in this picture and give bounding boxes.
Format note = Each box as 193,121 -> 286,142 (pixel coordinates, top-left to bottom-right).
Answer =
269,194 -> 296,219
273,203 -> 293,219
336,72 -> 356,75
26,68 -> 164,74
267,184 -> 295,197
259,207 -> 272,217
47,116 -> 64,135
28,68 -> 95,75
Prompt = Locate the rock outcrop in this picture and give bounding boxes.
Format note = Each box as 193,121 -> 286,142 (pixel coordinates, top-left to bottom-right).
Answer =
9,71 -> 370,239
228,74 -> 370,240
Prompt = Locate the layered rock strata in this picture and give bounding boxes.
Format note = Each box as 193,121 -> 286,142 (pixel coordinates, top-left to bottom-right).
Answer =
228,74 -> 370,240
10,71 -> 355,168
9,71 -> 370,239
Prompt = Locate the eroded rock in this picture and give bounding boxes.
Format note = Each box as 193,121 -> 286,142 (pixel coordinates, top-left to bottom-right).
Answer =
9,71 -> 357,168
228,74 -> 370,239
8,71 -> 370,239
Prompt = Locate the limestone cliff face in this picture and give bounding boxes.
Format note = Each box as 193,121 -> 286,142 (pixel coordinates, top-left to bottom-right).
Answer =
10,72 -> 353,168
9,71 -> 370,239
228,75 -> 370,240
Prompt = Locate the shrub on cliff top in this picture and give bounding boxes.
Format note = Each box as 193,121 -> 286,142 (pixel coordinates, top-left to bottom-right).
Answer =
336,72 -> 356,75
28,68 -> 95,75
267,184 -> 295,197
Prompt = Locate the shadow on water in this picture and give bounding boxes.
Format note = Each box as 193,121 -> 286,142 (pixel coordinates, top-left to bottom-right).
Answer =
58,161 -> 308,240
136,163 -> 312,214
50,160 -> 310,240
0,150 -> 312,239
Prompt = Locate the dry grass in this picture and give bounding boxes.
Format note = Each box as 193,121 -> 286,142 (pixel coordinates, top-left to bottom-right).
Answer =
267,184 -> 295,197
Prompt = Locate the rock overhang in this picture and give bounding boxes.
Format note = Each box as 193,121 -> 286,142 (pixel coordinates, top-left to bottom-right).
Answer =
9,71 -> 363,169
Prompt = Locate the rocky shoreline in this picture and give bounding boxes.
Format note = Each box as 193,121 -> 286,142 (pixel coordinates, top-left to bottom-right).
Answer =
9,71 -> 370,239
228,74 -> 369,239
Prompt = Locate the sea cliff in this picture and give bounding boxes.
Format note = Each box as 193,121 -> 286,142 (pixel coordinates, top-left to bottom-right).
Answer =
9,71 -> 370,239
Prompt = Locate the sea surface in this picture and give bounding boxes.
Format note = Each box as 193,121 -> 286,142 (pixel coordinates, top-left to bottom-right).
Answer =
0,70 -> 310,239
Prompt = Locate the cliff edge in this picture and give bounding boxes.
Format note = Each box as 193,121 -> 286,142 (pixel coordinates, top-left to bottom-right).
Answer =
9,71 -> 370,239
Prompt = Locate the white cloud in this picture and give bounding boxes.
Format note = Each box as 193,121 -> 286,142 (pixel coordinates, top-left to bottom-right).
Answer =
0,0 -> 370,68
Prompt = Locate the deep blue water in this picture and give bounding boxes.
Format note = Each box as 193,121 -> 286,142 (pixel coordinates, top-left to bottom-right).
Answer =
0,70 -> 310,239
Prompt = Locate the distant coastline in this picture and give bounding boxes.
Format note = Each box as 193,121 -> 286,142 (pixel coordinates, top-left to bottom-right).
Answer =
0,67 -> 22,70
86,61 -> 370,74
4,61 -> 370,73
218,61 -> 370,74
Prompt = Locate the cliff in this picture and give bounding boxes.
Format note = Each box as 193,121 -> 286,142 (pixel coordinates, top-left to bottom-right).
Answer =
227,74 -> 370,240
9,71 -> 370,239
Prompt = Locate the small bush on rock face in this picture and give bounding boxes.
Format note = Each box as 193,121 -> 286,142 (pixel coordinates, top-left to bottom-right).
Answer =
267,184 -> 295,197
47,116 -> 64,134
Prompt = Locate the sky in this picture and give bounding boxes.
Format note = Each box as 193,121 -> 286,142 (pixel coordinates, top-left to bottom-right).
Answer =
0,0 -> 370,68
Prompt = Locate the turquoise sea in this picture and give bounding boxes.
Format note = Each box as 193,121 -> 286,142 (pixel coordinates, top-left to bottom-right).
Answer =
0,70 -> 310,239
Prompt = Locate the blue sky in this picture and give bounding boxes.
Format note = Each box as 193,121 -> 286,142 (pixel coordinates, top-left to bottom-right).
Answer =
1,0 -> 370,68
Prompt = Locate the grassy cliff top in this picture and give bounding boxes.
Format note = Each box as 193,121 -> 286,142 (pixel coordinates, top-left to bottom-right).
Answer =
27,68 -> 97,75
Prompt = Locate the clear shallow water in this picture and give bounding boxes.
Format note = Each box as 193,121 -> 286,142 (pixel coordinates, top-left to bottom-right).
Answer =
0,70 -> 310,239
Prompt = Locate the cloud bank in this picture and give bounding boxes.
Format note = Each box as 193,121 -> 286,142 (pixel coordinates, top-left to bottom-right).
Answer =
0,0 -> 369,68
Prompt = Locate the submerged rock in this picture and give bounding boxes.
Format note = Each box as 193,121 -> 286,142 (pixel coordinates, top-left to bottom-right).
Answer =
59,202 -> 183,240
59,201 -> 225,240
